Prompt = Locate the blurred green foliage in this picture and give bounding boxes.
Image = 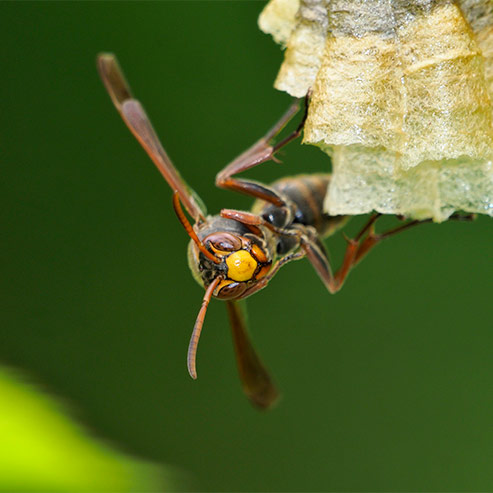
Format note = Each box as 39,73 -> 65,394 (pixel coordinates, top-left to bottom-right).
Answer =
1,2 -> 492,491
0,368 -> 175,492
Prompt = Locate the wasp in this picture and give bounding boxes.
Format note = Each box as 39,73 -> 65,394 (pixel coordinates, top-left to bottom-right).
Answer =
97,54 -> 473,410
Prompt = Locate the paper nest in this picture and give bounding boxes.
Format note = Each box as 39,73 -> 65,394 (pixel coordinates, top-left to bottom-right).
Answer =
259,0 -> 493,221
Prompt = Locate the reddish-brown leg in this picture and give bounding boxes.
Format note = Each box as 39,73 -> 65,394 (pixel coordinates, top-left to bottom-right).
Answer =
220,209 -> 294,236
310,212 -> 476,294
353,212 -> 475,265
215,95 -> 310,207
222,208 -> 474,296
240,250 -> 306,299
219,209 -> 373,295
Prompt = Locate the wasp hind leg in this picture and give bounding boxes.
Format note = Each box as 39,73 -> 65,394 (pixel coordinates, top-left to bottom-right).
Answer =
300,213 -> 399,294
351,212 -> 476,267
303,212 -> 476,294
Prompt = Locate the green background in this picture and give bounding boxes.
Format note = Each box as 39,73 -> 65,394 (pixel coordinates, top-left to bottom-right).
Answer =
1,1 -> 492,491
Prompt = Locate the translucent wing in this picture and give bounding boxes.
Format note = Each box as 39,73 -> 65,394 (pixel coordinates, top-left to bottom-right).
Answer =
226,300 -> 279,410
97,53 -> 206,222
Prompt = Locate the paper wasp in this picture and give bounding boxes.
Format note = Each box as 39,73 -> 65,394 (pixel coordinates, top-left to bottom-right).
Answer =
97,54 -> 473,410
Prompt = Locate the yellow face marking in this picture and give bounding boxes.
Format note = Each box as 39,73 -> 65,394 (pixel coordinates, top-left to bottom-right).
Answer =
226,250 -> 258,282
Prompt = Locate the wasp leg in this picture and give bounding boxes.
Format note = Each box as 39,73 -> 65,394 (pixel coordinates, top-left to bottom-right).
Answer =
220,209 -> 299,238
218,209 -> 264,236
218,211 -> 408,295
312,212 -> 477,293
240,250 -> 306,300
336,213 -> 381,276
301,213 -> 417,293
216,95 -> 310,206
448,213 -> 476,222
296,230 -> 341,294
352,212 -> 476,265
219,181 -> 288,208
220,209 -> 324,296
292,214 -> 385,293
226,300 -> 279,410
247,213 -> 373,294
351,218 -> 424,266
218,206 -> 359,295
271,92 -> 310,153
220,209 -> 283,231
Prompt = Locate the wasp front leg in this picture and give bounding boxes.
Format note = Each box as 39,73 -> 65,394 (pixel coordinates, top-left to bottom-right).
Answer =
215,95 -> 309,206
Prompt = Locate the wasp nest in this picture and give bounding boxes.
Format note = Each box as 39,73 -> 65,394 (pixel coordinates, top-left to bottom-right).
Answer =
259,0 -> 493,221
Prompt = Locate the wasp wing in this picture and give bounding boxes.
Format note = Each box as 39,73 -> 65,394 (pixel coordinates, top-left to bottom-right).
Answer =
97,53 -> 206,222
226,300 -> 279,410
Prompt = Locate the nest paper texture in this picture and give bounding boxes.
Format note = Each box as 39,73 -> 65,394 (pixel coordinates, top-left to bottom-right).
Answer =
259,0 -> 493,221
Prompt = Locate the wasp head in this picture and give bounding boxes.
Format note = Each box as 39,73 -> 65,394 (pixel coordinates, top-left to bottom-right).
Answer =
188,229 -> 272,300
172,193 -> 274,379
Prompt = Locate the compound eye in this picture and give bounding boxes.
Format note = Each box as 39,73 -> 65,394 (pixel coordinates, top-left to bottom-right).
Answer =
205,232 -> 242,253
215,280 -> 248,300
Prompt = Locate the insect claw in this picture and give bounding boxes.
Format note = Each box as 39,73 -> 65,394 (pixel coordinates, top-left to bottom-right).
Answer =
342,233 -> 358,247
